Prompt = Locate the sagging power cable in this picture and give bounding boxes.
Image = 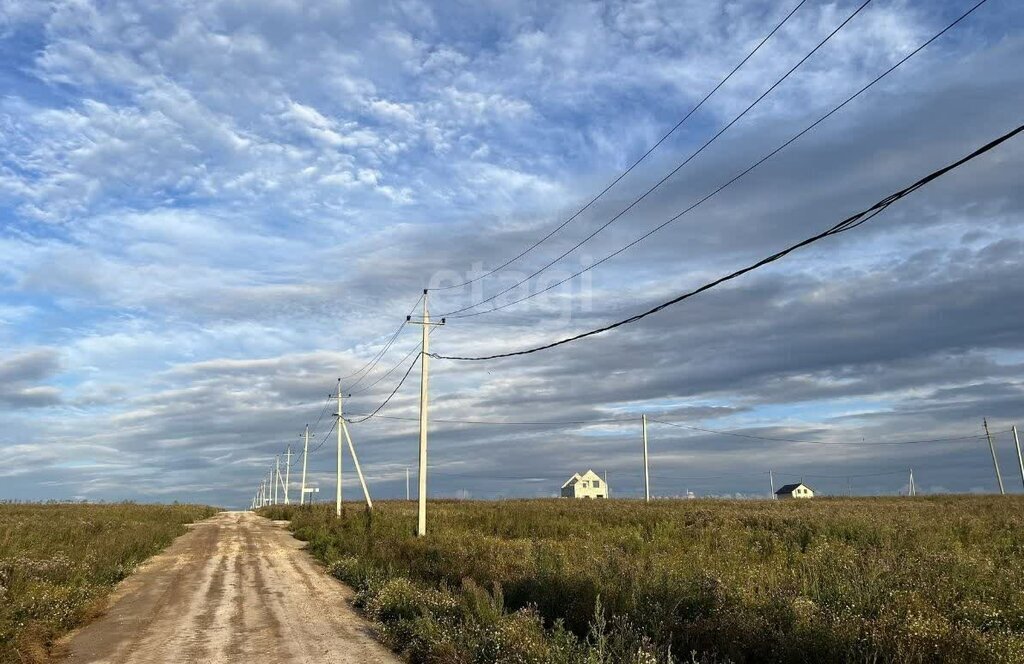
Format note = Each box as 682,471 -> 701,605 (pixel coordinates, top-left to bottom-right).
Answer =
432,120 -> 1024,360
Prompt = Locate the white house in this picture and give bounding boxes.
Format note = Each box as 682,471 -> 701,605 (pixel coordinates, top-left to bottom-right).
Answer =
775,482 -> 814,499
561,469 -> 608,499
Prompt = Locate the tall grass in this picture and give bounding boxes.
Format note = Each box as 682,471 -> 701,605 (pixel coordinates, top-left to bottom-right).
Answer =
265,497 -> 1024,663
0,502 -> 217,664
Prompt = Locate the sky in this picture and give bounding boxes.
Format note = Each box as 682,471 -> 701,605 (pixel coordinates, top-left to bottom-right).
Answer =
1,0 -> 1022,509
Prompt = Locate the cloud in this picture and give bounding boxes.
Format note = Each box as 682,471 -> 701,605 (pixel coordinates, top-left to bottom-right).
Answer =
0,0 -> 1021,505
0,348 -> 62,407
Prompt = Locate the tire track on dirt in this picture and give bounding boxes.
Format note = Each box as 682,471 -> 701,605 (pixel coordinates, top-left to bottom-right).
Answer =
58,511 -> 399,664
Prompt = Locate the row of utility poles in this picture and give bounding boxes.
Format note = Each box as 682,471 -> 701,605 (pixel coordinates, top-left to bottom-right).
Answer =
251,381 -> 374,512
253,288 -> 1022,518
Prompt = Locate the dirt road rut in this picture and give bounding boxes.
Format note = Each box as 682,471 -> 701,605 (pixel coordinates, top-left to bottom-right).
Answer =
59,511 -> 400,664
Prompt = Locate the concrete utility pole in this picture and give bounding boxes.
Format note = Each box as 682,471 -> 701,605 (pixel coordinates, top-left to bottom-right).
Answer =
273,456 -> 280,505
300,424 -> 310,505
984,418 -> 1005,495
342,381 -> 350,516
908,468 -> 915,497
406,467 -> 410,501
417,291 -> 430,536
284,445 -> 291,504
769,469 -> 776,500
642,414 -> 650,503
407,290 -> 444,536
1013,425 -> 1023,491
341,416 -> 373,510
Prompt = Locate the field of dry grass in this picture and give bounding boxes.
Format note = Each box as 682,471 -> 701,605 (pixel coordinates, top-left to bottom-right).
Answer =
265,496 -> 1024,664
0,502 -> 218,664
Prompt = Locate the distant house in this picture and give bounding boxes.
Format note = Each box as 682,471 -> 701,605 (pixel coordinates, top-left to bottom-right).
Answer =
561,469 -> 608,499
775,482 -> 814,499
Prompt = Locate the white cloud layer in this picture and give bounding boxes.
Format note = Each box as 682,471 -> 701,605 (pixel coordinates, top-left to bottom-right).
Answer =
0,0 -> 1022,506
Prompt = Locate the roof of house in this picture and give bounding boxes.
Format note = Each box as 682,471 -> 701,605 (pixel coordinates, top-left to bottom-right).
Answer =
775,483 -> 812,495
562,469 -> 603,488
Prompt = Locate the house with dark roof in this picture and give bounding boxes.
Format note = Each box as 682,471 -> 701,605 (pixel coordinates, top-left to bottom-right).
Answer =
775,482 -> 814,499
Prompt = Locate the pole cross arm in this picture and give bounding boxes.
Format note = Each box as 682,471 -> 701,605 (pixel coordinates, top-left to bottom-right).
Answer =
407,316 -> 446,326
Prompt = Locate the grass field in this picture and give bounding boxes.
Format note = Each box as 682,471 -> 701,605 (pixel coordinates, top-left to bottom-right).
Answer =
264,497 -> 1024,664
0,502 -> 218,664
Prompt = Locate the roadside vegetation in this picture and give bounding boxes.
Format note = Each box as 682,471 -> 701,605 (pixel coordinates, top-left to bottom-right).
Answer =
264,497 -> 1024,664
0,502 -> 217,664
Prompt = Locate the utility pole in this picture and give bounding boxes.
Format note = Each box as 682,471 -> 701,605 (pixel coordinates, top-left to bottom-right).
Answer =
769,469 -> 775,500
341,416 -> 373,510
273,456 -> 280,505
908,468 -> 915,497
984,418 -> 1005,495
1013,425 -> 1023,491
406,467 -> 410,501
407,290 -> 444,536
284,445 -> 291,504
300,424 -> 310,506
642,414 -> 650,503
342,381 -> 350,516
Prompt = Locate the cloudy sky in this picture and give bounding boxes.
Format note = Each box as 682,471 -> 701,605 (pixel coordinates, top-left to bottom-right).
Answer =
1,0 -> 1022,508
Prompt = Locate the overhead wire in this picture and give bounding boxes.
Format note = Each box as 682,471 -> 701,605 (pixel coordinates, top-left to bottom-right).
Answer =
332,410 -> 1001,447
442,0 -> 992,321
308,393 -> 334,436
345,351 -> 423,424
440,0 -> 871,317
350,341 -> 422,394
432,120 -> 1023,360
431,0 -> 810,292
343,292 -> 424,388
649,418 -> 997,446
345,414 -> 637,426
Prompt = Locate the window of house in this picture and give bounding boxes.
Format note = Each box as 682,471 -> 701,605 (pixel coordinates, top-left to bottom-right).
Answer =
581,481 -> 588,488
593,480 -> 601,488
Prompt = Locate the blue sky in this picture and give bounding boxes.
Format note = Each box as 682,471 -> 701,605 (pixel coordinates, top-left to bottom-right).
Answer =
1,0 -> 1022,507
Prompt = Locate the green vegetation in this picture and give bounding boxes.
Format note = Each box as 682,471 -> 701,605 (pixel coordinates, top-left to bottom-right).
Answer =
264,497 -> 1024,664
0,502 -> 217,663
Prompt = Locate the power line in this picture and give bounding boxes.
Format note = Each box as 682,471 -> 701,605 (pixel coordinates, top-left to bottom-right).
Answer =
440,0 -> 870,317
431,0 -> 809,292
345,351 -> 423,424
306,417 -> 339,455
337,409 -> 998,446
343,293 -> 424,387
308,394 -> 334,434
345,414 -> 636,426
432,120 -> 1023,361
351,322 -> 442,394
773,468 -> 910,480
649,418 -> 995,446
346,321 -> 409,391
443,0 -> 991,321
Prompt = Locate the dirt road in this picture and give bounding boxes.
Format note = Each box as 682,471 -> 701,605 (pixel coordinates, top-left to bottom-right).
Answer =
59,511 -> 400,664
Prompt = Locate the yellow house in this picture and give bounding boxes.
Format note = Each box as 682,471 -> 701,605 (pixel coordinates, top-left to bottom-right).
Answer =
775,482 -> 814,499
561,469 -> 607,499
